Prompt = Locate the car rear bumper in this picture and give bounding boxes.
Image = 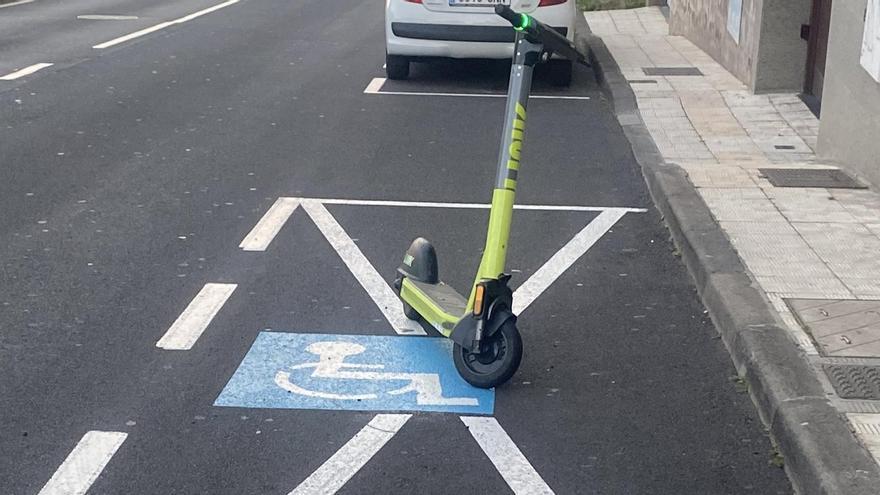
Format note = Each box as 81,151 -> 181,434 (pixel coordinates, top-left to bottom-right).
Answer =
391,23 -> 567,43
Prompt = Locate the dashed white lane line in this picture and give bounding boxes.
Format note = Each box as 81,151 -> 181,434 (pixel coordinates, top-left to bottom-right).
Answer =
364,77 -> 592,100
513,208 -> 627,314
240,197 -> 300,251
38,431 -> 127,495
0,0 -> 35,9
288,197 -> 646,213
301,200 -> 426,335
289,414 -> 411,495
92,0 -> 240,49
461,417 -> 554,495
156,283 -> 237,350
77,15 -> 140,20
0,63 -> 53,81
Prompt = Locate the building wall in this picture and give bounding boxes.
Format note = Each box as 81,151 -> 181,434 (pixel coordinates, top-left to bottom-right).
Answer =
668,0 -> 810,92
818,0 -> 880,187
669,0 -> 763,88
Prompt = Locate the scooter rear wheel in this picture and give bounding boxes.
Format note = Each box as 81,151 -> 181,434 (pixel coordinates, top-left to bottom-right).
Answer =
453,320 -> 522,389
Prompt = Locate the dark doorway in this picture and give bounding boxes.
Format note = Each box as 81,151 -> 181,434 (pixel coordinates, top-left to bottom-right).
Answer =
803,0 -> 833,114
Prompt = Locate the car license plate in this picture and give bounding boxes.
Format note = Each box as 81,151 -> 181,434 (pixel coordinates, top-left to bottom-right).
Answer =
449,0 -> 509,7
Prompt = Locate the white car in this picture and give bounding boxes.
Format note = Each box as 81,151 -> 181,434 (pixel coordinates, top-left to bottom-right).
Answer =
385,0 -> 578,85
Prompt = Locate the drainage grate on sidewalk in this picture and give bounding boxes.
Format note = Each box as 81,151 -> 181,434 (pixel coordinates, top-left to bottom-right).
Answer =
642,67 -> 703,76
824,365 -> 880,400
759,168 -> 866,189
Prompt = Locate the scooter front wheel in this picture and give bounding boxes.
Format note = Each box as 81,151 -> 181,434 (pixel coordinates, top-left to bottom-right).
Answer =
453,320 -> 522,389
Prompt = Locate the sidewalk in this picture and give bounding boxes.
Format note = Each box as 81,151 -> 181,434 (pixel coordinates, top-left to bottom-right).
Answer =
583,7 -> 880,494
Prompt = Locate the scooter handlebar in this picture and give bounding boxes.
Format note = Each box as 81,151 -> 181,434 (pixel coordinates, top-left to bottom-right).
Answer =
494,5 -> 585,64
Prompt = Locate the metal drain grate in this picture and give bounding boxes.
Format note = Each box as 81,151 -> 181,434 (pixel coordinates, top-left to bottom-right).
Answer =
824,364 -> 880,400
642,67 -> 703,76
760,168 -> 866,189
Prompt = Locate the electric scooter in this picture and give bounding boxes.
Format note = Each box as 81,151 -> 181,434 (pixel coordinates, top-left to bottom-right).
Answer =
394,6 -> 587,389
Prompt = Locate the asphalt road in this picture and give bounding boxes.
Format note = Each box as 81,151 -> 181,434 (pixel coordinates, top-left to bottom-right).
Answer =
0,0 -> 792,493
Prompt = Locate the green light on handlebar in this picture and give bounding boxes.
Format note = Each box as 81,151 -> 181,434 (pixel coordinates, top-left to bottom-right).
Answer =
513,14 -> 531,31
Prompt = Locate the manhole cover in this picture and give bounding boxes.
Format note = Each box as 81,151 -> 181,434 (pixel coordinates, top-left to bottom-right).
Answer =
642,67 -> 703,76
786,299 -> 880,357
760,168 -> 866,188
823,364 -> 880,400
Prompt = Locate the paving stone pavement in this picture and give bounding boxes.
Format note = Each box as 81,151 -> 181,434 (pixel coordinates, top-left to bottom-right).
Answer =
584,6 -> 880,469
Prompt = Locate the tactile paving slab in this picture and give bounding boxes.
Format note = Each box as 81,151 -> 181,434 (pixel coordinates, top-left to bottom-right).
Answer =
760,168 -> 866,189
642,67 -> 703,76
823,364 -> 880,400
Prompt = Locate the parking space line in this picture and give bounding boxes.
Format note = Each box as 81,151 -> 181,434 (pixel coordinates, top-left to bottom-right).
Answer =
301,200 -> 426,335
364,77 -> 591,100
0,63 -> 53,81
460,417 -> 554,495
289,414 -> 411,495
291,197 -> 647,213
156,283 -> 237,350
38,431 -> 127,495
513,208 -> 627,314
92,0 -> 241,49
240,197 -> 300,251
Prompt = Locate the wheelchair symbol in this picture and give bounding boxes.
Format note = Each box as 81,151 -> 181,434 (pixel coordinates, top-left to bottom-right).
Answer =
274,341 -> 479,406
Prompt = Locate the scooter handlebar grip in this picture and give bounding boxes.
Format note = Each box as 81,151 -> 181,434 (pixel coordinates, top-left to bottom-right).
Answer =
495,4 -> 522,26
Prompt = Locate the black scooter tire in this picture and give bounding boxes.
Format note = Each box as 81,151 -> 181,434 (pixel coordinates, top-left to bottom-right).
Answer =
453,320 -> 522,389
402,301 -> 421,321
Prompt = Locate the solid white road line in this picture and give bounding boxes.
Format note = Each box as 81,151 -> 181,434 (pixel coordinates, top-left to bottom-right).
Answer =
289,414 -> 411,495
364,77 -> 591,100
0,63 -> 53,81
287,197 -> 647,213
240,197 -> 300,251
461,417 -> 554,495
156,283 -> 237,350
513,208 -> 627,314
38,431 -> 127,495
0,0 -> 35,9
301,200 -> 426,335
93,0 -> 240,49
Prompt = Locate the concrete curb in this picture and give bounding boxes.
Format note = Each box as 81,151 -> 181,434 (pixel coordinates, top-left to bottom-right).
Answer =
574,17 -> 880,495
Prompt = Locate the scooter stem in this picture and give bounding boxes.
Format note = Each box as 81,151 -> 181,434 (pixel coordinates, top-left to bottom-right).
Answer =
468,31 -> 543,309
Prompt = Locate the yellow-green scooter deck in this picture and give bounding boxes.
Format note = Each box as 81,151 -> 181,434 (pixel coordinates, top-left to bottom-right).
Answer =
400,278 -> 466,337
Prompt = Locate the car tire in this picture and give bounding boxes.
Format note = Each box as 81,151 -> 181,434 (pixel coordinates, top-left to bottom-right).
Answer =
386,54 -> 410,80
549,59 -> 573,87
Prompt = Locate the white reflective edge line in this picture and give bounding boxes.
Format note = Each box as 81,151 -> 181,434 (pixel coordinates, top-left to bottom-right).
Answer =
0,62 -> 53,81
0,0 -> 35,9
38,431 -> 128,495
156,283 -> 237,350
289,414 -> 411,495
93,0 -> 240,49
460,417 -> 554,495
240,197 -> 300,251
513,208 -> 627,314
301,200 -> 426,335
286,197 -> 646,213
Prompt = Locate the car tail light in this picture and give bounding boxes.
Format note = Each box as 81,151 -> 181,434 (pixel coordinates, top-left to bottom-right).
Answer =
538,0 -> 567,5
404,0 -> 423,3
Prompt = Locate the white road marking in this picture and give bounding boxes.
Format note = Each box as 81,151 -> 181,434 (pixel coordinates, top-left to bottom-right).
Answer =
93,0 -> 240,49
38,431 -> 127,495
0,63 -> 53,81
364,77 -> 591,100
77,14 -> 139,20
156,283 -> 237,350
289,414 -> 410,495
0,0 -> 35,9
513,208 -> 626,314
286,197 -> 646,213
240,197 -> 300,251
461,417 -> 554,495
301,200 -> 426,335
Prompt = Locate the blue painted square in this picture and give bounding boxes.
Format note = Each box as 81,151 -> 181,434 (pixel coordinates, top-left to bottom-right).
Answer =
215,332 -> 494,414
